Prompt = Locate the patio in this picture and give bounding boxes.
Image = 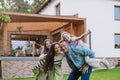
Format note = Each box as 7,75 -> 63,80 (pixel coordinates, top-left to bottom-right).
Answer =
0,12 -> 86,78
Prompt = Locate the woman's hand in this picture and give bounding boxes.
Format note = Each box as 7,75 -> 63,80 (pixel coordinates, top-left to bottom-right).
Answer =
88,29 -> 91,33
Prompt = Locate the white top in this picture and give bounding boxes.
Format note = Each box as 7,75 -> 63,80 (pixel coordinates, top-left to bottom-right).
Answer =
70,36 -> 89,49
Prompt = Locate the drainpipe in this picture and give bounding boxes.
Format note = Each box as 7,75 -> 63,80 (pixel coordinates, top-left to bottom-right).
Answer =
89,31 -> 91,49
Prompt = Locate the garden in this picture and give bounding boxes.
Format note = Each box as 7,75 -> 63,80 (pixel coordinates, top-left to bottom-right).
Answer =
0,68 -> 120,80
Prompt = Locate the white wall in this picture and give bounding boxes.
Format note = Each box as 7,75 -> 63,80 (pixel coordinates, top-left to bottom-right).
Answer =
40,0 -> 120,57
40,0 -> 60,15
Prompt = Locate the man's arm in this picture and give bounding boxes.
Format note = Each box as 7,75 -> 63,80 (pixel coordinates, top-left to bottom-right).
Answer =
71,45 -> 95,57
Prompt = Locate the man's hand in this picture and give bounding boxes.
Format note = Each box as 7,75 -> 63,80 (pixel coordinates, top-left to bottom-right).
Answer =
82,64 -> 89,74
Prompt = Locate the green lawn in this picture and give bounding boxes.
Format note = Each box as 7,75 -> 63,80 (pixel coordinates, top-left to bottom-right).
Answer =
1,68 -> 120,80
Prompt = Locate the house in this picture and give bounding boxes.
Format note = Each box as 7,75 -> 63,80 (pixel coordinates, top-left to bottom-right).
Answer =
36,0 -> 120,67
0,12 -> 86,78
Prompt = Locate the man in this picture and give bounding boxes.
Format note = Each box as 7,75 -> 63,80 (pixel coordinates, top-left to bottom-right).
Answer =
60,41 -> 94,80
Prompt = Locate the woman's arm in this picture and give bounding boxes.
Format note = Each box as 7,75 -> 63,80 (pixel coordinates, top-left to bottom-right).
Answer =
35,42 -> 41,46
38,54 -> 47,60
75,30 -> 91,41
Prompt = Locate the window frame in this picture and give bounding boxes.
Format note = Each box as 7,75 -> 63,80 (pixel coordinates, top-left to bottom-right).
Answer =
114,5 -> 120,21
114,33 -> 120,49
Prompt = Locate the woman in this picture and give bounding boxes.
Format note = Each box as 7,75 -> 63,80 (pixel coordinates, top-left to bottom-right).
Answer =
61,30 -> 109,69
32,39 -> 53,80
44,42 -> 63,80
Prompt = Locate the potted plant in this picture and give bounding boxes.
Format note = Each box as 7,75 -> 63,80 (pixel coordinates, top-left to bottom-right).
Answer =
16,26 -> 23,32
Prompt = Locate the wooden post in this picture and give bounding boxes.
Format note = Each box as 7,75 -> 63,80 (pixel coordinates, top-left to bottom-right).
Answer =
70,23 -> 74,35
32,41 -> 35,56
3,23 -> 9,56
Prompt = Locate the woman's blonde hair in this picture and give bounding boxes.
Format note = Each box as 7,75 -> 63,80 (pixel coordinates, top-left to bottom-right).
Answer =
60,31 -> 74,41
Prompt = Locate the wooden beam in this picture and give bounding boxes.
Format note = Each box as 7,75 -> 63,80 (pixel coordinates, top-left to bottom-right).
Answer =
3,12 -> 85,22
3,23 -> 9,55
32,42 -> 35,56
70,23 -> 74,35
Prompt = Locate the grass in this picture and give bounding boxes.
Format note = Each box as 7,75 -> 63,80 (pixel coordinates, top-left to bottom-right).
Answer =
90,68 -> 120,80
0,68 -> 120,80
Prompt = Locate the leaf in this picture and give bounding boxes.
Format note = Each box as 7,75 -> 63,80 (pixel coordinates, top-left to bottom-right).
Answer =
0,13 -> 11,22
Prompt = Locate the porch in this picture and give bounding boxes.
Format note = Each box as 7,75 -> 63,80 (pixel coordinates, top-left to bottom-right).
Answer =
0,12 -> 88,78
0,12 -> 87,57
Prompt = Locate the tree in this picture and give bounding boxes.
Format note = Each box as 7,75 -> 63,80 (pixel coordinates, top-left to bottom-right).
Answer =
0,0 -> 46,13
0,0 -> 9,11
0,0 -> 11,22
5,0 -> 32,13
0,0 -> 46,22
0,13 -> 11,22
31,0 -> 45,13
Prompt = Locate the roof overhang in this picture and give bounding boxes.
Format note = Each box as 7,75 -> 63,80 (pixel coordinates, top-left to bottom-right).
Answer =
0,12 -> 86,34
3,12 -> 85,22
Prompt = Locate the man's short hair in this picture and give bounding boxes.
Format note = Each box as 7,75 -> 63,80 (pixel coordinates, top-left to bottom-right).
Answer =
59,40 -> 66,43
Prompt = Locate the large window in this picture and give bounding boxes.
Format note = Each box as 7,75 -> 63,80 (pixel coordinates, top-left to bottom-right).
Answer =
114,6 -> 120,20
115,33 -> 120,48
10,34 -> 47,57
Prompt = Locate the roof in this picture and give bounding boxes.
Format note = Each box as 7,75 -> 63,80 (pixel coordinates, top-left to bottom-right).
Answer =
0,12 -> 86,34
2,12 -> 86,22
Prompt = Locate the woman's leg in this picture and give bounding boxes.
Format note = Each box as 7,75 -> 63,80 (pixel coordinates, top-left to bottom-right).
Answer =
47,70 -> 54,80
37,67 -> 47,80
85,56 -> 101,68
54,65 -> 63,80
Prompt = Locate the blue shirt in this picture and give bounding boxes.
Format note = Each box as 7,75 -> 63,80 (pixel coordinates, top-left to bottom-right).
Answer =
64,44 -> 95,70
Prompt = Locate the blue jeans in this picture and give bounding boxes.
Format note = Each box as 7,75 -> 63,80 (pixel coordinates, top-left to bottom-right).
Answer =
68,66 -> 92,80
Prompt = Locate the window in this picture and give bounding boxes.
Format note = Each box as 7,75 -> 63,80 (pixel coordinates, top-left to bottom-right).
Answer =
114,33 -> 120,48
55,3 -> 60,16
114,6 -> 120,20
10,33 -> 47,57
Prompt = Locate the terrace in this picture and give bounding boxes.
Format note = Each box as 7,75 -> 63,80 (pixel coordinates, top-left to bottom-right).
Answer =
0,12 -> 87,78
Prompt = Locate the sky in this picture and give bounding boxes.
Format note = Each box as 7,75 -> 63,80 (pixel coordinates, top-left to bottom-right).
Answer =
12,40 -> 33,51
12,41 -> 27,50
25,0 -> 34,4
